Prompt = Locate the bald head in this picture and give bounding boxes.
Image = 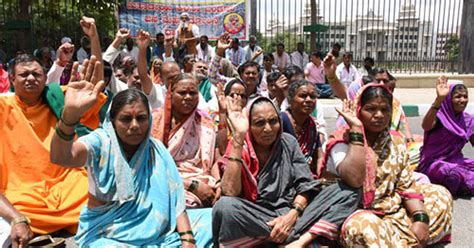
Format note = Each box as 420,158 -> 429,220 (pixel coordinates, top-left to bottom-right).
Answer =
160,61 -> 180,87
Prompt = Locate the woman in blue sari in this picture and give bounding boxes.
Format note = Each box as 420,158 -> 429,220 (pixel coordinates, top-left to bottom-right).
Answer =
50,65 -> 207,247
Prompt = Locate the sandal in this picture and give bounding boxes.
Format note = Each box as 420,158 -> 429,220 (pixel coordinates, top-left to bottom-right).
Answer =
28,235 -> 66,248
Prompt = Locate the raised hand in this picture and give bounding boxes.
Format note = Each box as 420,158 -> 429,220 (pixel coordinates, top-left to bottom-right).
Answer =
80,16 -> 97,38
136,29 -> 151,50
63,55 -> 105,124
323,53 -> 337,79
116,28 -> 130,41
226,95 -> 248,139
217,33 -> 231,50
335,99 -> 363,129
10,222 -> 34,248
255,49 -> 263,57
164,35 -> 174,47
216,33 -> 232,56
56,42 -> 75,66
436,75 -> 449,100
275,75 -> 289,91
216,83 -> 227,113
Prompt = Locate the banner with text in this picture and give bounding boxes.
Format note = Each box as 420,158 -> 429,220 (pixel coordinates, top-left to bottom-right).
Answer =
119,0 -> 250,40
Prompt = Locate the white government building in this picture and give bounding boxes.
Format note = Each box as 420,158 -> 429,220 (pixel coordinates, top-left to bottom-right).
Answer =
265,0 -> 457,61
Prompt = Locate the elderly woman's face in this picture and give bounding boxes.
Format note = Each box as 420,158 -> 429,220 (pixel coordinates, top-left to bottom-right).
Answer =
172,79 -> 199,116
153,59 -> 163,72
250,103 -> 280,147
452,87 -> 468,113
290,84 -> 317,116
113,101 -> 149,147
228,83 -> 248,107
359,96 -> 392,134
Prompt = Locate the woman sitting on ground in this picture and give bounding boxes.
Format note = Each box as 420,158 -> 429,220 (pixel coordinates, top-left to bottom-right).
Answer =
280,80 -> 323,176
417,76 -> 473,196
214,78 -> 249,155
344,68 -> 415,142
152,73 -> 220,212
50,71 -> 198,246
271,68 -> 329,144
342,69 -> 423,171
321,83 -> 452,247
213,96 -> 360,247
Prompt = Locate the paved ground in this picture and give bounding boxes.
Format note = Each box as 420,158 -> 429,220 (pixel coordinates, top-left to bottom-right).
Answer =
326,116 -> 473,248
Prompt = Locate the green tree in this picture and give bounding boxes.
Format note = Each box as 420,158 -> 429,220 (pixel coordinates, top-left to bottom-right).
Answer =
0,0 -> 119,57
444,35 -> 460,61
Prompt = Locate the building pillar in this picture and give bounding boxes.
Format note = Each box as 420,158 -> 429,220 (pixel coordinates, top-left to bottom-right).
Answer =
460,0 -> 474,73
250,0 -> 257,38
310,0 -> 317,52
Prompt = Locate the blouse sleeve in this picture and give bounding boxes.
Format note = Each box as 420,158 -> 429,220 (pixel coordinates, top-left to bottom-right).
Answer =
325,143 -> 348,176
77,131 -> 102,168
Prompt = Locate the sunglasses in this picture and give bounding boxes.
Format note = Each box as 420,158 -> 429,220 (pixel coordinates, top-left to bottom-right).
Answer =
229,93 -> 247,99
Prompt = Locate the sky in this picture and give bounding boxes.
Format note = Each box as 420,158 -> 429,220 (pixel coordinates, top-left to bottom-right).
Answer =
255,0 -> 463,35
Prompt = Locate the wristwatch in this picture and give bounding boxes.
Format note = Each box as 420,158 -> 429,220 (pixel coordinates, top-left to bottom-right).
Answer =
11,216 -> 30,226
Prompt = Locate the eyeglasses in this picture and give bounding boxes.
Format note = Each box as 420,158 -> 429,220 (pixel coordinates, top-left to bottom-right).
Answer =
229,93 -> 247,99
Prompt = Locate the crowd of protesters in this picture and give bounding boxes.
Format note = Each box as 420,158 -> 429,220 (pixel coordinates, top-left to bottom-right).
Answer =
0,13 -> 472,248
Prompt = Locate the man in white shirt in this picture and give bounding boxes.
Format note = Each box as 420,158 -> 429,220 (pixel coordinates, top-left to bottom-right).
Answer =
103,29 -> 164,109
358,56 -> 374,76
76,36 -> 90,64
290,42 -> 309,70
336,52 -> 360,88
122,37 -> 139,63
273,43 -> 291,72
244,35 -> 263,65
196,35 -> 215,62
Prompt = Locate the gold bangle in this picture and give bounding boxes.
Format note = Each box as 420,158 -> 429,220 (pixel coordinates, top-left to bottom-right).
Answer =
11,216 -> 30,226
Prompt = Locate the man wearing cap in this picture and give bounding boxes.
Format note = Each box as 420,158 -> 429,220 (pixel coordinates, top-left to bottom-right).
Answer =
175,12 -> 200,55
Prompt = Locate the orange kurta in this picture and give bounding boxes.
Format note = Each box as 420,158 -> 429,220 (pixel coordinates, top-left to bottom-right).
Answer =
0,90 -> 105,234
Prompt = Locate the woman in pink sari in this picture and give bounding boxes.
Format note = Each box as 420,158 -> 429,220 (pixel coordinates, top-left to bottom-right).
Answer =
152,73 -> 220,208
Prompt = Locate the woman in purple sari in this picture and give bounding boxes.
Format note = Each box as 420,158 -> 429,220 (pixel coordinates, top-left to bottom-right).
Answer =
417,76 -> 474,196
